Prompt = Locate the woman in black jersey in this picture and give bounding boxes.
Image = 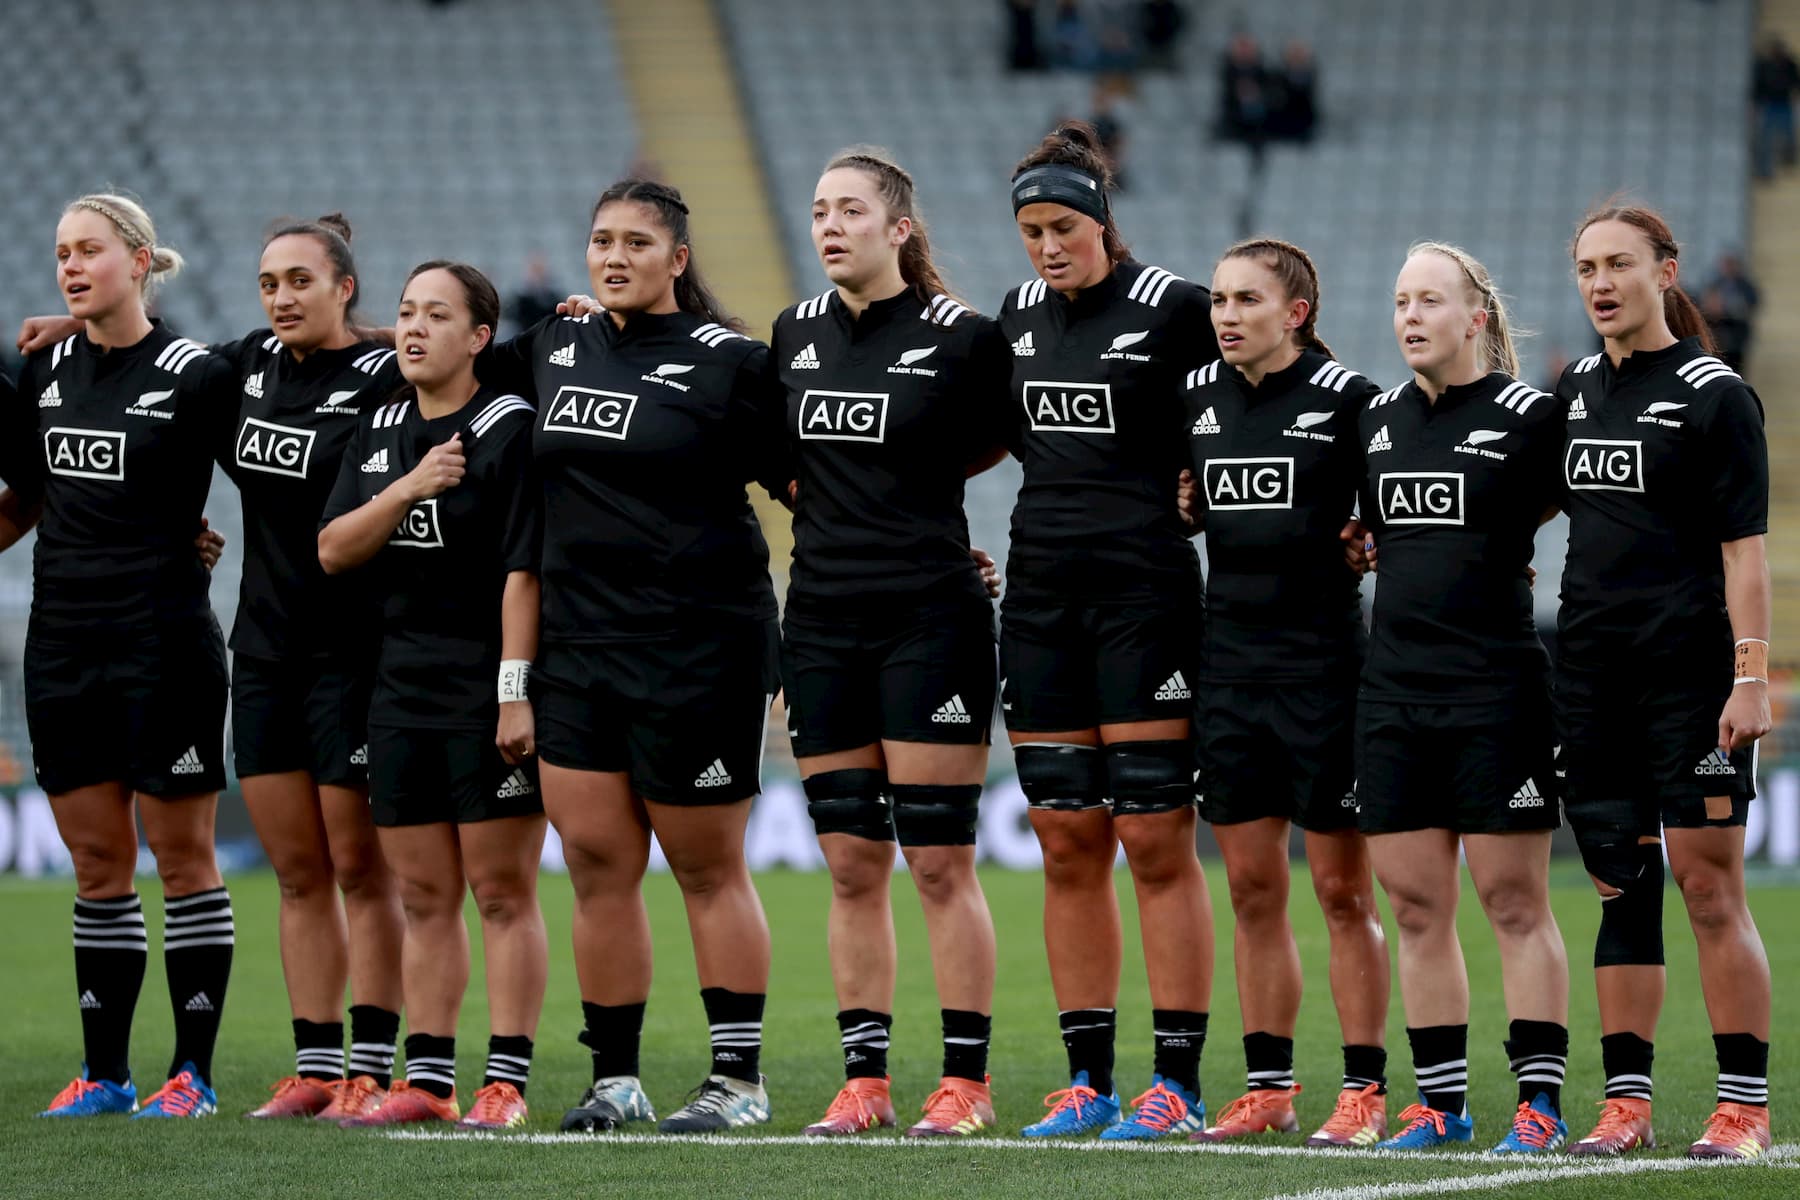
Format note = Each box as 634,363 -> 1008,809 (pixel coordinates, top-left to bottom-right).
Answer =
478,180 -> 785,1135
996,124 -> 1217,1141
27,217 -> 412,1120
1355,243 -> 1569,1155
318,262 -> 546,1131
1177,239 -> 1391,1146
6,194 -> 240,1120
774,148 -> 1008,1139
1555,205 -> 1773,1160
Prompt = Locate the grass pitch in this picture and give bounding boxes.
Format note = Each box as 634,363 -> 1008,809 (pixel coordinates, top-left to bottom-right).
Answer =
1,865 -> 1796,1198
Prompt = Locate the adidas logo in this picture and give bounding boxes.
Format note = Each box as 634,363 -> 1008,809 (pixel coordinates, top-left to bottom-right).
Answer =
495,769 -> 536,799
79,989 -> 100,1010
1153,671 -> 1192,701
243,372 -> 264,400
184,991 -> 214,1013
1011,331 -> 1036,357
360,448 -> 390,474
350,744 -> 368,767
171,746 -> 205,775
1569,393 -> 1588,421
128,389 -> 176,419
1509,779 -> 1546,808
38,381 -> 63,408
930,694 -> 974,725
1694,748 -> 1738,777
1190,406 -> 1221,435
790,343 -> 821,370
1367,425 -> 1393,453
695,758 -> 734,788
548,344 -> 576,367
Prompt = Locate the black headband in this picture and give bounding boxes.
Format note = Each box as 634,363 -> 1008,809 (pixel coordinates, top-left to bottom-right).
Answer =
1010,164 -> 1108,223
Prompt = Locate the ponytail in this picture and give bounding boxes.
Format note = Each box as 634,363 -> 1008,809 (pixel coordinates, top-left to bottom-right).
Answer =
592,179 -> 745,332
1408,240 -> 1524,378
1664,285 -> 1717,354
1572,200 -> 1717,355
824,146 -> 964,305
1012,121 -> 1130,264
1220,237 -> 1334,359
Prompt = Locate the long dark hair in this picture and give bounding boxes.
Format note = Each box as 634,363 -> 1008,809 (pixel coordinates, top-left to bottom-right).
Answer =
1571,202 -> 1716,354
591,179 -> 745,332
823,146 -> 963,305
263,212 -> 365,331
1220,237 -> 1332,358
1011,121 -> 1130,264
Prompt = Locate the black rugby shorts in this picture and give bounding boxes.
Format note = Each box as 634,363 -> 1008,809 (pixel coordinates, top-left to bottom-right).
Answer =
1198,678 -> 1358,832
231,653 -> 372,788
999,593 -> 1200,732
366,723 -> 541,827
782,592 -> 996,758
534,620 -> 779,806
25,615 -> 228,796
1355,690 -> 1560,836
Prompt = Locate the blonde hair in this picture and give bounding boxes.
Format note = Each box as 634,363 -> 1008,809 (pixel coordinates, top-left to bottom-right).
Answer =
64,192 -> 184,299
1406,240 -> 1523,377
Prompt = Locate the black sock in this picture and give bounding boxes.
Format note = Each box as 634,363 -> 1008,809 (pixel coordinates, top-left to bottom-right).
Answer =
293,1019 -> 345,1082
701,987 -> 764,1083
1407,1024 -> 1468,1116
1244,1031 -> 1295,1091
484,1034 -> 533,1097
1152,1009 -> 1207,1097
581,1001 -> 647,1081
1505,1019 -> 1568,1111
1059,1008 -> 1116,1095
73,894 -> 147,1086
837,1008 -> 891,1080
163,887 -> 233,1083
1343,1044 -> 1388,1095
404,1033 -> 456,1099
942,1009 -> 991,1083
1714,1033 -> 1770,1108
348,1005 -> 400,1089
1599,1032 -> 1654,1101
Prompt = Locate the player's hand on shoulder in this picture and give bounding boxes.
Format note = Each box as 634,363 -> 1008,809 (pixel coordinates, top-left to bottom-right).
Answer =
16,314 -> 79,354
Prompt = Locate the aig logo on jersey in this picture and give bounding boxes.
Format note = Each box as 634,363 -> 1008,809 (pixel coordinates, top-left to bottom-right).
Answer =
1565,439 -> 1645,493
1024,380 -> 1114,434
1377,472 -> 1465,525
44,427 -> 126,481
799,390 -> 888,443
390,498 -> 444,549
235,418 -> 317,480
1203,457 -> 1295,510
544,386 -> 639,441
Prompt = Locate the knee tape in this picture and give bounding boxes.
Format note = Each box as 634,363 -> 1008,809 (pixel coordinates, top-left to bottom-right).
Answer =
1573,815 -> 1650,894
1107,740 -> 1194,816
891,784 -> 981,847
1595,841 -> 1665,968
803,768 -> 894,842
1014,743 -> 1108,811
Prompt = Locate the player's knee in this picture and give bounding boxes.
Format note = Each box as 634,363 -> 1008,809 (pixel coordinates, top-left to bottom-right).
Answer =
804,768 -> 894,842
1383,880 -> 1450,936
66,834 -> 137,896
1014,743 -> 1107,812
395,871 -> 463,922
891,783 -> 980,849
1574,820 -> 1646,897
1106,740 -> 1193,817
1475,875 -> 1549,939
146,838 -> 219,897
1312,872 -> 1376,929
1674,863 -> 1740,934
1226,864 -> 1289,925
468,874 -> 533,926
902,843 -> 975,904
1596,842 -> 1665,967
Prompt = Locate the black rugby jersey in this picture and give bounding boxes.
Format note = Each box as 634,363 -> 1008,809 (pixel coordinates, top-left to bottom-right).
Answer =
6,324 -> 236,631
1554,339 -> 1768,660
1356,372 -> 1562,704
483,310 -> 781,640
1184,350 -> 1378,682
771,287 -> 1010,602
319,388 -> 540,730
996,260 -> 1214,597
214,331 -> 401,659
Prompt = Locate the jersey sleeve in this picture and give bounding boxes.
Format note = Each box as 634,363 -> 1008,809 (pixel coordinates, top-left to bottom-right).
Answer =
476,315 -> 553,398
319,418 -> 373,529
207,328 -> 264,372
732,343 -> 792,502
1335,375 -> 1383,516
183,353 -> 243,468
0,364 -> 42,497
1697,383 -> 1770,541
491,417 -> 543,574
967,317 -> 1020,458
1170,282 -> 1221,369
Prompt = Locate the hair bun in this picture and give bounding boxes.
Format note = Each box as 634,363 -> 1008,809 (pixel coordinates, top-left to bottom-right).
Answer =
1053,121 -> 1102,152
316,212 -> 353,244
149,245 -> 185,279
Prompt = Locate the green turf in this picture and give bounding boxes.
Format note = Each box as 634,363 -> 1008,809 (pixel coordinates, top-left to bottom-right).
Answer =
1,865 -> 1795,1198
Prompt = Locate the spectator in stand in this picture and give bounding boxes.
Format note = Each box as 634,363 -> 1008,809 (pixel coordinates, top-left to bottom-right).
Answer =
1139,0 -> 1185,71
1271,40 -> 1319,142
1092,81 -> 1130,190
503,254 -> 562,338
1005,0 -> 1045,72
1752,35 -> 1799,179
1219,32 -> 1271,148
1703,252 -> 1760,374
1053,1 -> 1100,70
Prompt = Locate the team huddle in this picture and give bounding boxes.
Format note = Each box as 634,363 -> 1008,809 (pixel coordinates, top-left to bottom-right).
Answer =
8,120 -> 1773,1160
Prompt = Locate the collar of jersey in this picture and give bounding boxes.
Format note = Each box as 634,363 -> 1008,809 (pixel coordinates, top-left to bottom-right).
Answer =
835,286 -> 920,337
1407,370 -> 1505,412
607,307 -> 692,343
1046,261 -> 1128,315
1612,334 -> 1703,379
271,335 -> 370,379
1229,349 -> 1319,402
73,317 -> 164,362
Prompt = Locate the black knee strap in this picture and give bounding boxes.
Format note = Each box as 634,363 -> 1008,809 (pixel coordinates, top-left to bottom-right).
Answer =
1108,740 -> 1194,816
891,784 -> 982,847
1014,743 -> 1108,811
1595,841 -> 1665,968
1572,805 -> 1652,894
803,768 -> 894,842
